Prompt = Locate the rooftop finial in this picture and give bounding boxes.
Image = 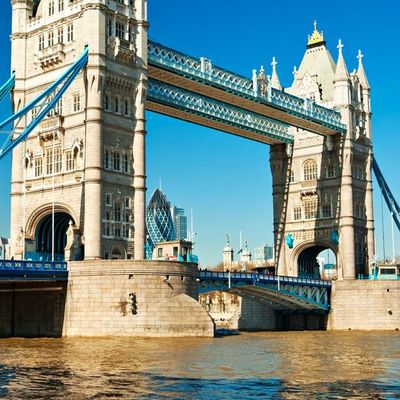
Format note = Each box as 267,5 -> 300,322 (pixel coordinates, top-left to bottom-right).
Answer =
271,56 -> 277,70
337,39 -> 344,52
307,20 -> 325,47
357,49 -> 363,64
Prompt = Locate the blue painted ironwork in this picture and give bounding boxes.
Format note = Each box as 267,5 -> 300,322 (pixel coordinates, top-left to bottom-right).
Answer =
148,79 -> 292,143
0,259 -> 68,281
0,73 -> 15,104
148,40 -> 346,133
373,158 -> 400,232
198,271 -> 331,311
0,47 -> 89,161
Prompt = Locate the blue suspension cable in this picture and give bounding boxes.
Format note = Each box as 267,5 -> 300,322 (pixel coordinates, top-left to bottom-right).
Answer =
372,157 -> 400,232
0,73 -> 15,104
0,47 -> 88,160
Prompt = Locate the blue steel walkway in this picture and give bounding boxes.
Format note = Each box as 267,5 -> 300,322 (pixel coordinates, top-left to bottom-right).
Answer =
0,260 -> 68,281
147,40 -> 346,141
198,271 -> 331,312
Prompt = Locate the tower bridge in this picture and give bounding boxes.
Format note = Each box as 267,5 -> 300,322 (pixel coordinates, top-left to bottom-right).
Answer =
0,0 -> 399,337
0,0 -> 379,280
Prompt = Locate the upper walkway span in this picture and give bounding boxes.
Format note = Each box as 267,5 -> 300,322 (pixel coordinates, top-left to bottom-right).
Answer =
147,40 -> 346,143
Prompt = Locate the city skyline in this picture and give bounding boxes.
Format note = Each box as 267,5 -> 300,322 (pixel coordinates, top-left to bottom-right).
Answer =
1,1 -> 400,265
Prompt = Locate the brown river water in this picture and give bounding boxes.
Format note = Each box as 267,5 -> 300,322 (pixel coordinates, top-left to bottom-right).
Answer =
0,331 -> 399,399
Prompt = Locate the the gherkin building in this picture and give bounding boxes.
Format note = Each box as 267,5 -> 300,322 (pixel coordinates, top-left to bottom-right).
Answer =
145,189 -> 176,259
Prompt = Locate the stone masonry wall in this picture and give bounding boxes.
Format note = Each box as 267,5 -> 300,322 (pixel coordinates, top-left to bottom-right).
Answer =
328,280 -> 400,330
63,260 -> 214,337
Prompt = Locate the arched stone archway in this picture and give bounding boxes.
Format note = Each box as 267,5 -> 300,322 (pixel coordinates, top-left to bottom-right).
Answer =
293,242 -> 337,279
24,209 -> 82,262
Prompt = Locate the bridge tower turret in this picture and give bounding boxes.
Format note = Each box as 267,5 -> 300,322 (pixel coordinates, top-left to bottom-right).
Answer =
271,23 -> 375,280
9,0 -> 148,261
333,39 -> 356,279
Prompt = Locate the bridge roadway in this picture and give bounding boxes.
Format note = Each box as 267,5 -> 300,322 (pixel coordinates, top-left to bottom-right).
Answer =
198,271 -> 331,312
0,261 -> 331,312
147,40 -> 346,144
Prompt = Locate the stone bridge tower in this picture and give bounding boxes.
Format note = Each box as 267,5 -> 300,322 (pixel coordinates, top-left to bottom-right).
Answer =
10,0 -> 147,261
270,24 -> 374,280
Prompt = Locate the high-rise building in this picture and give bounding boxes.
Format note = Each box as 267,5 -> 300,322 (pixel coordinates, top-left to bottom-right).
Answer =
145,189 -> 176,259
254,244 -> 274,261
170,206 -> 188,241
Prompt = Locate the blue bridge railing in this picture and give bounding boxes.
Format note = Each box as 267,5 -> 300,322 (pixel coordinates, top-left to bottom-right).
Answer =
198,270 -> 332,288
0,259 -> 68,280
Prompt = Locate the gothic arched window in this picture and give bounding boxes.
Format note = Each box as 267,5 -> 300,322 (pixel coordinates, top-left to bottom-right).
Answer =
303,159 -> 318,181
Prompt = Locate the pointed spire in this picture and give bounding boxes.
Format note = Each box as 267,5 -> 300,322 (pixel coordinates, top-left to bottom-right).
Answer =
334,39 -> 349,82
356,49 -> 370,89
270,57 -> 282,90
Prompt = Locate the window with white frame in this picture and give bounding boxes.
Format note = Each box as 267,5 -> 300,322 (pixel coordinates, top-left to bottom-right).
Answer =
113,151 -> 120,171
114,202 -> 121,222
34,157 -> 43,177
107,19 -> 113,37
304,198 -> 318,220
116,21 -> 124,40
123,153 -> 129,173
103,222 -> 112,237
67,24 -> 74,42
48,30 -> 54,47
124,99 -> 129,116
104,149 -> 110,169
48,0 -> 55,16
326,164 -> 335,178
58,0 -> 64,12
57,27 -> 63,44
73,93 -> 80,112
65,150 -> 75,171
293,206 -> 302,221
123,224 -> 130,239
114,97 -> 119,113
45,146 -> 62,175
322,202 -> 332,218
289,169 -> 294,183
55,98 -> 63,115
104,94 -> 109,111
114,224 -> 121,238
303,159 -> 318,181
39,35 -> 45,50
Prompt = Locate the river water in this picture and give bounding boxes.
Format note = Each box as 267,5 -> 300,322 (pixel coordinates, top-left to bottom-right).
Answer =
0,331 -> 399,399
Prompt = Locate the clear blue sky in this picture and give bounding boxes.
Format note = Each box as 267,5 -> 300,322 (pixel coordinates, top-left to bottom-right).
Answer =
0,1 -> 399,265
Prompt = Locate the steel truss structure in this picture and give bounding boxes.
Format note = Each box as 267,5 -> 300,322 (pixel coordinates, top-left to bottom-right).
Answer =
198,271 -> 331,311
147,79 -> 292,143
148,40 -> 346,134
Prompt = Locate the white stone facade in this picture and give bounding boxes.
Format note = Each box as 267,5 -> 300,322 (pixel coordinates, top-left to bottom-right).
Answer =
10,0 -> 147,260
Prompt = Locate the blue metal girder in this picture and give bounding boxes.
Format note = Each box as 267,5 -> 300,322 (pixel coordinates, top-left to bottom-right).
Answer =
372,158 -> 400,231
148,79 -> 293,144
0,47 -> 89,161
0,73 -> 15,104
0,260 -> 68,281
148,40 -> 346,133
198,271 -> 331,311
